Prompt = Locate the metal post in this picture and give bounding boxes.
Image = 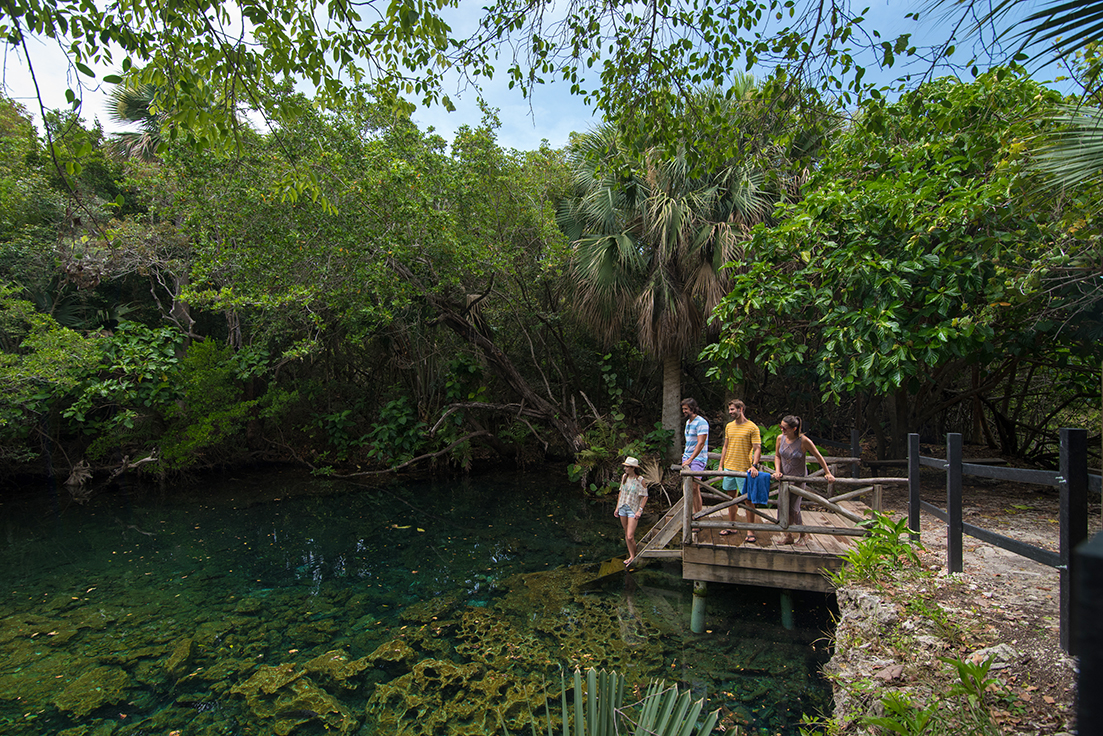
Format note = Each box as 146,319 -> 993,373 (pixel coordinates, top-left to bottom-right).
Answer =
851,428 -> 861,479
1060,428 -> 1089,653
908,433 -> 921,542
947,433 -> 963,573
1075,531 -> 1103,730
690,581 -> 707,634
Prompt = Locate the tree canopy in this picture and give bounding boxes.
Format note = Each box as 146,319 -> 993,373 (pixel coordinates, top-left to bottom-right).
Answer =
703,69 -> 1102,459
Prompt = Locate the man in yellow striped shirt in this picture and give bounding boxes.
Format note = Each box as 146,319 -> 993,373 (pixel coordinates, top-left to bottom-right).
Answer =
719,399 -> 762,544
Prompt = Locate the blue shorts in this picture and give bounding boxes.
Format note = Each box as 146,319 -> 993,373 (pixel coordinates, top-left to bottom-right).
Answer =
617,504 -> 637,518
683,456 -> 706,472
722,475 -> 746,493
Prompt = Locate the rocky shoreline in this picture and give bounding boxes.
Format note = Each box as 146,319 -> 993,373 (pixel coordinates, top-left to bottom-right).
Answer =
820,507 -> 1082,735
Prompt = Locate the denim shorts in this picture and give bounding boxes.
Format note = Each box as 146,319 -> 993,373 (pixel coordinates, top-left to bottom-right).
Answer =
617,504 -> 637,518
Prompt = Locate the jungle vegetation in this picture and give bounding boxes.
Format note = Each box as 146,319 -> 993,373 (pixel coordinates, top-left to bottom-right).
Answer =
1,1 -> 1101,494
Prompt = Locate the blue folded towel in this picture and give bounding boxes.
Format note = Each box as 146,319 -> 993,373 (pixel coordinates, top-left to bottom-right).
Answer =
745,472 -> 771,506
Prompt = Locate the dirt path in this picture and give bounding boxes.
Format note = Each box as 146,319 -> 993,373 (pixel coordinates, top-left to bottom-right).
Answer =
830,459 -> 1102,734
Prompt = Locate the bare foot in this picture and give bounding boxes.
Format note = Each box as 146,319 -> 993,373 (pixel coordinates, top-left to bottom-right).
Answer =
624,557 -> 634,567
780,534 -> 795,545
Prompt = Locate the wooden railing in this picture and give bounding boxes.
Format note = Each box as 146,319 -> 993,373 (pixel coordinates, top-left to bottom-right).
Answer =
679,457 -> 908,543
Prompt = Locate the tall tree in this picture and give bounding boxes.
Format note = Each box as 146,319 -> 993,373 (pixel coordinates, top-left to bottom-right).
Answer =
557,82 -> 825,456
703,70 -> 1101,459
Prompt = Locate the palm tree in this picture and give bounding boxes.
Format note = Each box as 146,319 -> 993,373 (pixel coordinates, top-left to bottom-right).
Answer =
106,83 -> 164,161
557,81 -> 815,457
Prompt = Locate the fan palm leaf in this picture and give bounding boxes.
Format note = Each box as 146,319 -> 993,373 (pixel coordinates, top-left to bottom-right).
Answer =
558,83 -> 831,453
106,83 -> 164,161
1033,103 -> 1103,188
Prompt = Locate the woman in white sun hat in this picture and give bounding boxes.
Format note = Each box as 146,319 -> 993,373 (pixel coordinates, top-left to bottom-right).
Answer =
615,456 -> 648,566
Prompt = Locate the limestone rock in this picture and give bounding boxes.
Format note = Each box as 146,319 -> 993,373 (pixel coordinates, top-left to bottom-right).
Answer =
970,643 -> 1022,670
54,666 -> 131,717
164,637 -> 195,679
232,662 -> 305,698
303,650 -> 370,688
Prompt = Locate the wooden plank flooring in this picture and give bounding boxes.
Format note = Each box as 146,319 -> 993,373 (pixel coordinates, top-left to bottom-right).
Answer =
681,500 -> 871,592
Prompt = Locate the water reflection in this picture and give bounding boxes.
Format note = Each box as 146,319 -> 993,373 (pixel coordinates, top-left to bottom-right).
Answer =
0,468 -> 833,734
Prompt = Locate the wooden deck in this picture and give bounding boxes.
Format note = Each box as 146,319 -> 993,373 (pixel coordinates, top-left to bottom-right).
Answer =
681,501 -> 872,592
632,458 -> 897,593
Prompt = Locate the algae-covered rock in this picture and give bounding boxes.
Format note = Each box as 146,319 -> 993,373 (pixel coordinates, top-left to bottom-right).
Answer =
454,608 -> 548,671
365,639 -> 417,668
288,617 -> 338,644
365,658 -> 548,736
0,613 -> 59,644
54,666 -> 131,717
193,620 -> 234,647
400,594 -> 460,623
231,662 -> 304,699
72,606 -> 116,631
303,650 -> 369,689
58,721 -> 118,736
232,597 -> 264,614
271,676 -> 358,735
230,661 -> 357,735
164,637 -> 195,679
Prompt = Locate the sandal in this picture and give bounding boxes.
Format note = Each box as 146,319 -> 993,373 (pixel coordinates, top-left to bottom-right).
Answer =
719,529 -> 733,536
745,534 -> 757,544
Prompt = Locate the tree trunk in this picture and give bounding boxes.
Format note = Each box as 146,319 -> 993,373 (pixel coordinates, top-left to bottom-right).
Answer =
432,303 -> 585,454
662,352 -> 682,462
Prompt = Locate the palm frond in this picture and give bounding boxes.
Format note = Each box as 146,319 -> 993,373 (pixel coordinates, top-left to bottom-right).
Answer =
1033,103 -> 1103,189
1018,0 -> 1103,60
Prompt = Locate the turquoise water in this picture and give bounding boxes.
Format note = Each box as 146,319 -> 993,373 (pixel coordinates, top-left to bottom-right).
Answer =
0,468 -> 833,735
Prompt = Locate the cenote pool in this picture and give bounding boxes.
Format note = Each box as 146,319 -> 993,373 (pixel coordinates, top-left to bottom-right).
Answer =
0,468 -> 834,735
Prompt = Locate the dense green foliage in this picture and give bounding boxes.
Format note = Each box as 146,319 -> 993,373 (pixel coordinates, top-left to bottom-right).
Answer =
0,62 -> 1100,486
703,71 -> 1102,459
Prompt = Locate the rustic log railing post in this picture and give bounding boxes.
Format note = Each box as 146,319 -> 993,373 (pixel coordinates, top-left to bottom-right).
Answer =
1060,427 -> 1089,653
851,429 -> 861,479
947,433 -> 964,573
908,433 -> 921,542
683,473 -> 693,544
873,484 -> 883,514
779,481 -> 790,530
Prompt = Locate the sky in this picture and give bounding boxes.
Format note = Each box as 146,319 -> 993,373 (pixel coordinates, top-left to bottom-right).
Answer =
0,0 -> 1080,153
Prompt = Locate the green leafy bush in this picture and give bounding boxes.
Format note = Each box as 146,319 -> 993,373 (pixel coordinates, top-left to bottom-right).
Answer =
830,512 -> 923,586
857,657 -> 1002,736
363,396 -> 426,465
159,340 -> 279,469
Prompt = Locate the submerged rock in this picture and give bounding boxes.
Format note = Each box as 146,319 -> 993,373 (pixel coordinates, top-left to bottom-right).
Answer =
230,662 -> 357,735
303,649 -> 370,688
164,637 -> 195,679
231,662 -> 305,698
54,666 -> 131,717
271,677 -> 358,735
365,658 -> 548,736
